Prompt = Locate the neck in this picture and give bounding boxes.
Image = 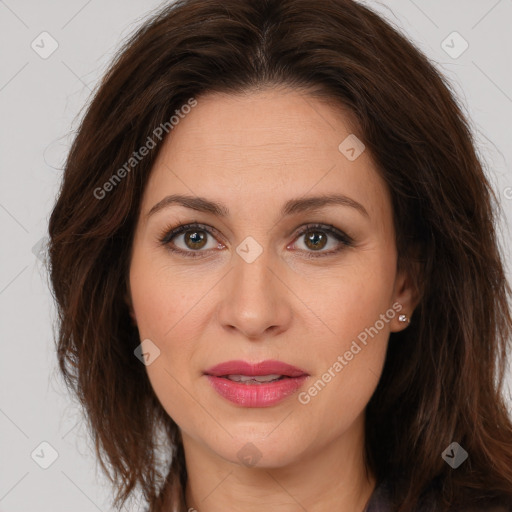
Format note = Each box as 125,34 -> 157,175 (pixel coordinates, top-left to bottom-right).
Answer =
182,413 -> 376,512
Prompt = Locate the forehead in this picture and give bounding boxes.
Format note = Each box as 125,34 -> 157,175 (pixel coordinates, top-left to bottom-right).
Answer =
141,88 -> 391,226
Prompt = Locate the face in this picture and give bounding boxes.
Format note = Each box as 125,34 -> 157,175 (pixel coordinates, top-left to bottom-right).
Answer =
127,87 -> 415,469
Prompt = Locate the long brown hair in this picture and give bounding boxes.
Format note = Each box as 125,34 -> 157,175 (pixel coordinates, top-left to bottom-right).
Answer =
47,0 -> 512,510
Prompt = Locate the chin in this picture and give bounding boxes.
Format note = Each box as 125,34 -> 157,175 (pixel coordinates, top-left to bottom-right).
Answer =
209,430 -> 305,469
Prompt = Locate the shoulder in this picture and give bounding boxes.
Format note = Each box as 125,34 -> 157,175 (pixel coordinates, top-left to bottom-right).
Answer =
364,479 -> 512,512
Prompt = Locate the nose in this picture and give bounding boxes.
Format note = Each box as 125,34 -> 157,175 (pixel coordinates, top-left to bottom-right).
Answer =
215,248 -> 293,340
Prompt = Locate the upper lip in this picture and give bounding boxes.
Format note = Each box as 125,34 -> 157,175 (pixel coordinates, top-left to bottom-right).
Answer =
204,360 -> 308,378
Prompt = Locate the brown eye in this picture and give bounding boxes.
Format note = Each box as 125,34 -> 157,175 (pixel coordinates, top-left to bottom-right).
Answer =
291,223 -> 354,259
183,229 -> 208,250
303,230 -> 328,251
160,223 -> 222,258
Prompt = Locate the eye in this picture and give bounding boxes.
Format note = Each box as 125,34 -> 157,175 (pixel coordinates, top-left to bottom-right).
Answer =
158,222 -> 354,259
158,223 -> 224,259
289,223 -> 354,258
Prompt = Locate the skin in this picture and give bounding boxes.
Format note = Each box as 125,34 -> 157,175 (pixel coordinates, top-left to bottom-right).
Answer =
127,87 -> 418,512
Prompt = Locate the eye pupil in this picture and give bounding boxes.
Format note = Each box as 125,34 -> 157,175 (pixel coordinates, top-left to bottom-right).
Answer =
185,230 -> 207,249
305,231 -> 327,250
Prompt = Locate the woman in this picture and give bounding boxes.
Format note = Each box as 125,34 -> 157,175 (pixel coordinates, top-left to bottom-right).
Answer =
47,0 -> 512,510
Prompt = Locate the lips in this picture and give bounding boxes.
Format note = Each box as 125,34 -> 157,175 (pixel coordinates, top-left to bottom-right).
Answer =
204,360 -> 308,378
204,360 -> 309,407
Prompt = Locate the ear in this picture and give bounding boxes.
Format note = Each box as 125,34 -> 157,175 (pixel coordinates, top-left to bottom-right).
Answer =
389,259 -> 421,333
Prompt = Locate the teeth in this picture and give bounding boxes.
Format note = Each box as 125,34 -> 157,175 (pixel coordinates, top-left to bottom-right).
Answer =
225,374 -> 283,383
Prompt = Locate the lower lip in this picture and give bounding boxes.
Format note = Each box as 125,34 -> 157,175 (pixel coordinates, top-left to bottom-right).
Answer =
205,375 -> 308,407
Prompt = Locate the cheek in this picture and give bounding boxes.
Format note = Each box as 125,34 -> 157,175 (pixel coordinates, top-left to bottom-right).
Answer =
313,251 -> 396,339
129,258 -> 205,424
299,252 -> 395,407
129,250 -> 212,342
128,253 -> 221,415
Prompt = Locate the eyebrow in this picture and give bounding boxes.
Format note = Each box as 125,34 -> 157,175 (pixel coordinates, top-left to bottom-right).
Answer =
146,193 -> 369,220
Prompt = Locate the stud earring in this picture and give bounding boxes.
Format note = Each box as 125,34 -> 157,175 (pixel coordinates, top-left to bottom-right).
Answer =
398,314 -> 410,324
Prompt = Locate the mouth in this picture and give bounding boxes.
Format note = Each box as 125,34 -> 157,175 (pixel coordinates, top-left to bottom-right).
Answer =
204,360 -> 309,407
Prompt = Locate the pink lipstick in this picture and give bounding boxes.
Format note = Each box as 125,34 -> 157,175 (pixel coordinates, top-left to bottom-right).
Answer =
204,360 -> 309,407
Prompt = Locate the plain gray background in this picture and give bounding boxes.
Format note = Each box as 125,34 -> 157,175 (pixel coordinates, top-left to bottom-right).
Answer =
1,1 -> 511,511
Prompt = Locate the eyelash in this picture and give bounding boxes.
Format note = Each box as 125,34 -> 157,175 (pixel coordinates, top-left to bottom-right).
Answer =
158,222 -> 354,260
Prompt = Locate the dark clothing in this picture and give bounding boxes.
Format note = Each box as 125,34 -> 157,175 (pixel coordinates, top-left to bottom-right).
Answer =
364,479 -> 512,512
